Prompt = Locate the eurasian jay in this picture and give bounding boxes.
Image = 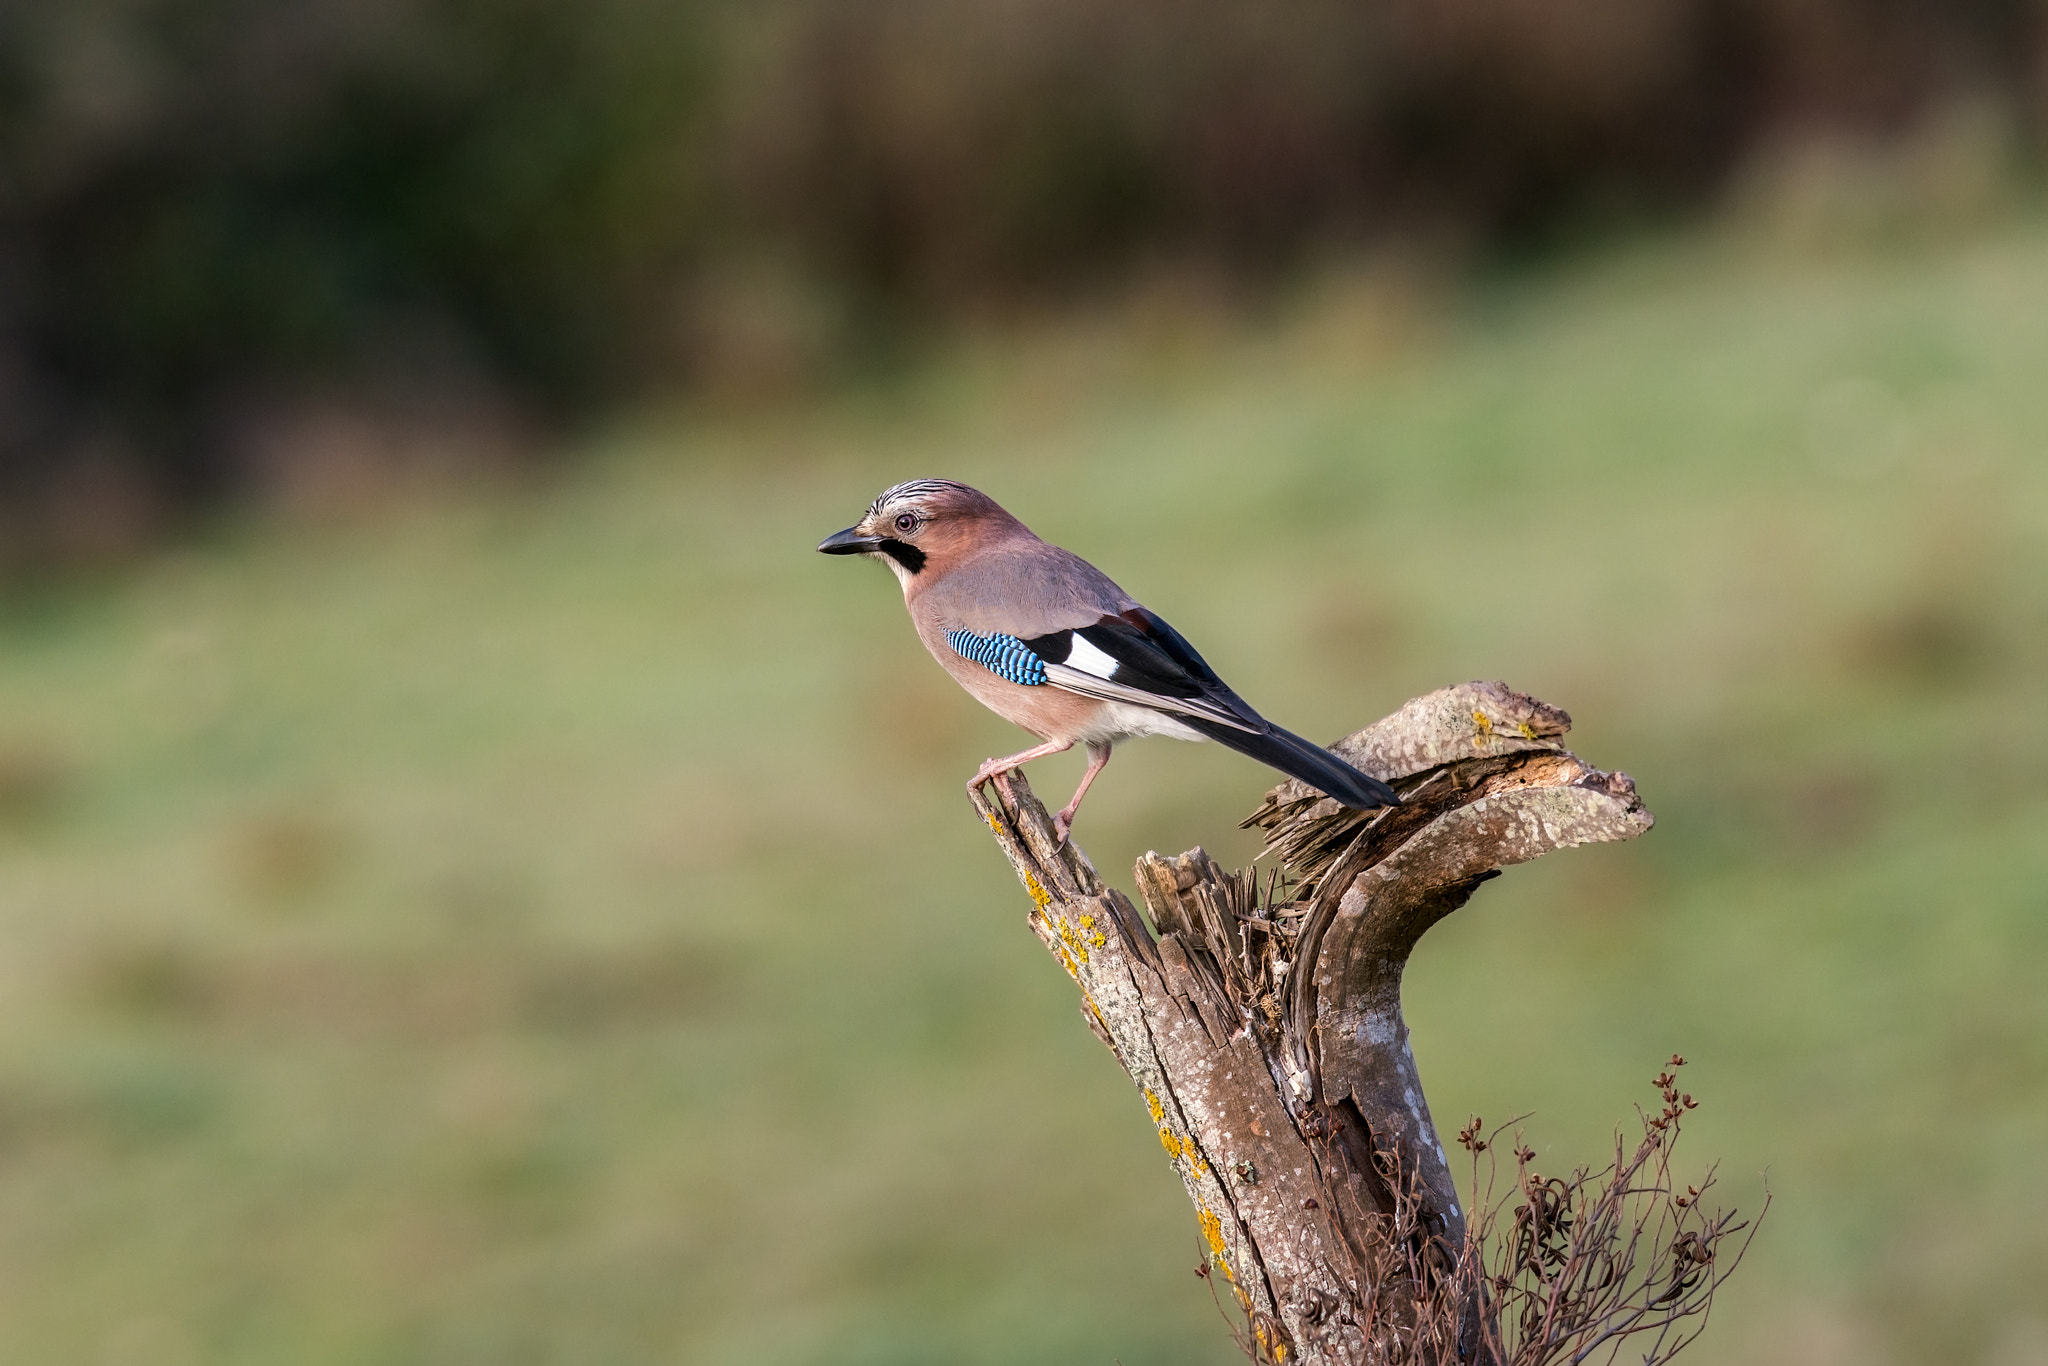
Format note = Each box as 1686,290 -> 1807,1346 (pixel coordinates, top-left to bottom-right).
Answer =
819,479 -> 1400,841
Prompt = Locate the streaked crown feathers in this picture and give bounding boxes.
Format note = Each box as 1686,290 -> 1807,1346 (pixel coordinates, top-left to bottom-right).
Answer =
866,479 -> 1001,522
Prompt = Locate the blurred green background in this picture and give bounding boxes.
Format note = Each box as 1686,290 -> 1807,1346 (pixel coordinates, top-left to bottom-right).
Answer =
4,228 -> 2046,1364
4,2 -> 2048,1364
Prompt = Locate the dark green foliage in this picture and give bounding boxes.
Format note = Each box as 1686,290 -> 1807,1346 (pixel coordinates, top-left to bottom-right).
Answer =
0,0 -> 2042,532
0,0 -> 713,509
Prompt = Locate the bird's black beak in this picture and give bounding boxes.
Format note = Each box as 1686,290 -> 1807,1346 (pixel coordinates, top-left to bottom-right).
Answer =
817,526 -> 882,555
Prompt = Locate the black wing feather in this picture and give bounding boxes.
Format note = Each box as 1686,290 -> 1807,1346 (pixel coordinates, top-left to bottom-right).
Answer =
1017,629 -> 1072,664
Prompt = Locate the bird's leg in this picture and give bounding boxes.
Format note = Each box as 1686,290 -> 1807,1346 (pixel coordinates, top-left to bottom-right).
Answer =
969,739 -> 1074,813
1052,743 -> 1113,846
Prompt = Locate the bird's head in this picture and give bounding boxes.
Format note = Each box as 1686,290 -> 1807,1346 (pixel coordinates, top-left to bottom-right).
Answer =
817,479 -> 1024,588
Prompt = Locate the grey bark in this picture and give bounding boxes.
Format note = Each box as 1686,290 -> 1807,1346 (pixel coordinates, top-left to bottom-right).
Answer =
968,682 -> 1654,1364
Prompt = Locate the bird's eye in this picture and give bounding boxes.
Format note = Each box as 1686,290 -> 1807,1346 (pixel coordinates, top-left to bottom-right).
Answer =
893,512 -> 918,534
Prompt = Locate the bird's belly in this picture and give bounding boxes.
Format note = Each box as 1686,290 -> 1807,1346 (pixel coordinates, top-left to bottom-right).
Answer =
1075,701 -> 1206,745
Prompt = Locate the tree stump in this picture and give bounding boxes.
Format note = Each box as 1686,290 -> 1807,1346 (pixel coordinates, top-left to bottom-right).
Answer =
969,682 -> 1656,1364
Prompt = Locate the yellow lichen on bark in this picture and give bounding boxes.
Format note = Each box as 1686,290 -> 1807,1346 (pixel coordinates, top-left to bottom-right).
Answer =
1198,1207 -> 1237,1283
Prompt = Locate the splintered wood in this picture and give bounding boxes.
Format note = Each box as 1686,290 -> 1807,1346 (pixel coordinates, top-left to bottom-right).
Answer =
969,681 -> 1654,1366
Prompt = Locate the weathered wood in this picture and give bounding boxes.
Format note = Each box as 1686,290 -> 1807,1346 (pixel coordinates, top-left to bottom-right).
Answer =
970,682 -> 1653,1364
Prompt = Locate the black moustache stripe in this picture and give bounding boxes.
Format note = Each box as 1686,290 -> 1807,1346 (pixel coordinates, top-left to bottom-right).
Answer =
876,538 -> 926,573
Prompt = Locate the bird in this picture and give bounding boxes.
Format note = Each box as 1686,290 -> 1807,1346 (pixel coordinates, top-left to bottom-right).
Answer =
818,479 -> 1399,843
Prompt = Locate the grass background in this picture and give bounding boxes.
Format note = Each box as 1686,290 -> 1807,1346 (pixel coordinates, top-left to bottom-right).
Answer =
1,221 -> 2045,1364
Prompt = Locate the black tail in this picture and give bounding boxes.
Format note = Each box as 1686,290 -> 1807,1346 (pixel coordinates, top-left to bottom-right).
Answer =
1187,718 -> 1400,809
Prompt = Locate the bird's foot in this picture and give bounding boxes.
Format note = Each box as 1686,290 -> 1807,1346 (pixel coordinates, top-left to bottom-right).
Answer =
1050,809 -> 1074,849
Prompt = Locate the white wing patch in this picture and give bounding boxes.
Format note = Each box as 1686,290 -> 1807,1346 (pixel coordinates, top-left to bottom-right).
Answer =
1063,634 -> 1120,679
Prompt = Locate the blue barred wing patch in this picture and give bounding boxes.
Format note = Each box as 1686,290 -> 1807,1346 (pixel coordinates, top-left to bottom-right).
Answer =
946,630 -> 1048,686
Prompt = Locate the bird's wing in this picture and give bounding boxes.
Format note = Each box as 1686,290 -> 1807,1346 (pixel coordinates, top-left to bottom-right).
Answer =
946,608 -> 1401,808
974,606 -> 1265,733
